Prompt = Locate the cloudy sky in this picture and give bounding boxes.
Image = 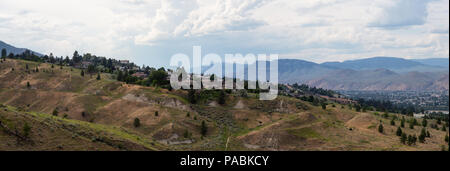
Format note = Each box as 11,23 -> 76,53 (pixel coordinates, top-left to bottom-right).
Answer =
0,0 -> 448,67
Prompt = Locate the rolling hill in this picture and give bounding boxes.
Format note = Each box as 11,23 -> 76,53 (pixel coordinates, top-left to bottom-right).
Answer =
0,59 -> 448,151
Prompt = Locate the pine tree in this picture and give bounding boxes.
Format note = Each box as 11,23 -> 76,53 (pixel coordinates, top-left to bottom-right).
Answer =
391,119 -> 396,126
218,91 -> 225,105
133,118 -> 140,128
400,133 -> 407,144
155,111 -> 159,117
1,48 -> 6,58
26,82 -> 30,89
201,120 -> 208,136
81,70 -> 85,77
52,109 -> 58,116
422,118 -> 428,127
117,71 -> 123,81
322,103 -> 327,110
401,118 -> 405,128
184,130 -> 191,138
396,127 -> 403,136
419,128 -> 426,143
442,126 -> 447,132
407,135 -> 413,146
96,72 -> 101,80
23,122 -> 31,138
378,123 -> 384,133
445,134 -> 449,143
188,90 -> 196,104
409,122 -> 414,129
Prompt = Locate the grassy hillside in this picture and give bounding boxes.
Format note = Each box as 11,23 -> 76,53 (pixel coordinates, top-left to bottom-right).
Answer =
0,59 -> 448,151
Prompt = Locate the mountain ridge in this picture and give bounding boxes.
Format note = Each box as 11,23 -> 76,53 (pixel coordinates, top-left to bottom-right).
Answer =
0,40 -> 43,57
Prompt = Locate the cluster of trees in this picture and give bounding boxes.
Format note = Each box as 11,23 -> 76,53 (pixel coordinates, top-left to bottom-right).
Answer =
187,89 -> 228,105
355,98 -> 419,116
117,66 -> 171,89
299,95 -> 326,107
424,112 -> 449,123
290,83 -> 336,97
400,133 -> 417,146
2,49 -> 42,62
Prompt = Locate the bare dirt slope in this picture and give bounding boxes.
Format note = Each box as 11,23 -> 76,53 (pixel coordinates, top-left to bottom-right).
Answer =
0,59 -> 448,151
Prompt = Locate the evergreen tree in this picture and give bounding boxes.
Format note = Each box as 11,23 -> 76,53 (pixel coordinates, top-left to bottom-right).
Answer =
52,109 -> 58,116
201,120 -> 208,136
188,90 -> 196,104
422,118 -> 428,127
184,130 -> 191,138
442,126 -> 447,132
1,48 -> 6,58
355,105 -> 361,112
155,111 -> 159,117
117,71 -> 123,81
400,133 -> 407,144
445,134 -> 449,143
391,119 -> 396,126
437,118 -> 441,125
218,91 -> 225,105
26,82 -> 30,89
81,70 -> 85,77
133,118 -> 141,128
378,123 -> 384,133
96,72 -> 101,80
73,51 -> 81,63
25,64 -> 29,70
419,128 -> 426,143
407,135 -> 413,146
23,122 -> 31,138
413,118 -> 418,126
409,122 -> 414,129
401,117 -> 405,128
322,103 -> 327,110
396,127 -> 403,136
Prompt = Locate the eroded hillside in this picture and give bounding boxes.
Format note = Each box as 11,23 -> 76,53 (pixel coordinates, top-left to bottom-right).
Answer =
0,59 -> 448,151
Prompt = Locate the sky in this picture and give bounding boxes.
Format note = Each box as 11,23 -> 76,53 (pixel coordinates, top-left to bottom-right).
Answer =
0,0 -> 449,68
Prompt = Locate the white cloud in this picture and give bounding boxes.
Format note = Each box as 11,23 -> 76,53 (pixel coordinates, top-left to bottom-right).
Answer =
0,0 -> 448,66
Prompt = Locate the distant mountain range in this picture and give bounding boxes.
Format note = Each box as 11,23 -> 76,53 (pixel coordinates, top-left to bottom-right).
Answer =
204,57 -> 449,91
2,40 -> 448,91
320,57 -> 447,73
0,40 -> 43,56
279,57 -> 449,91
